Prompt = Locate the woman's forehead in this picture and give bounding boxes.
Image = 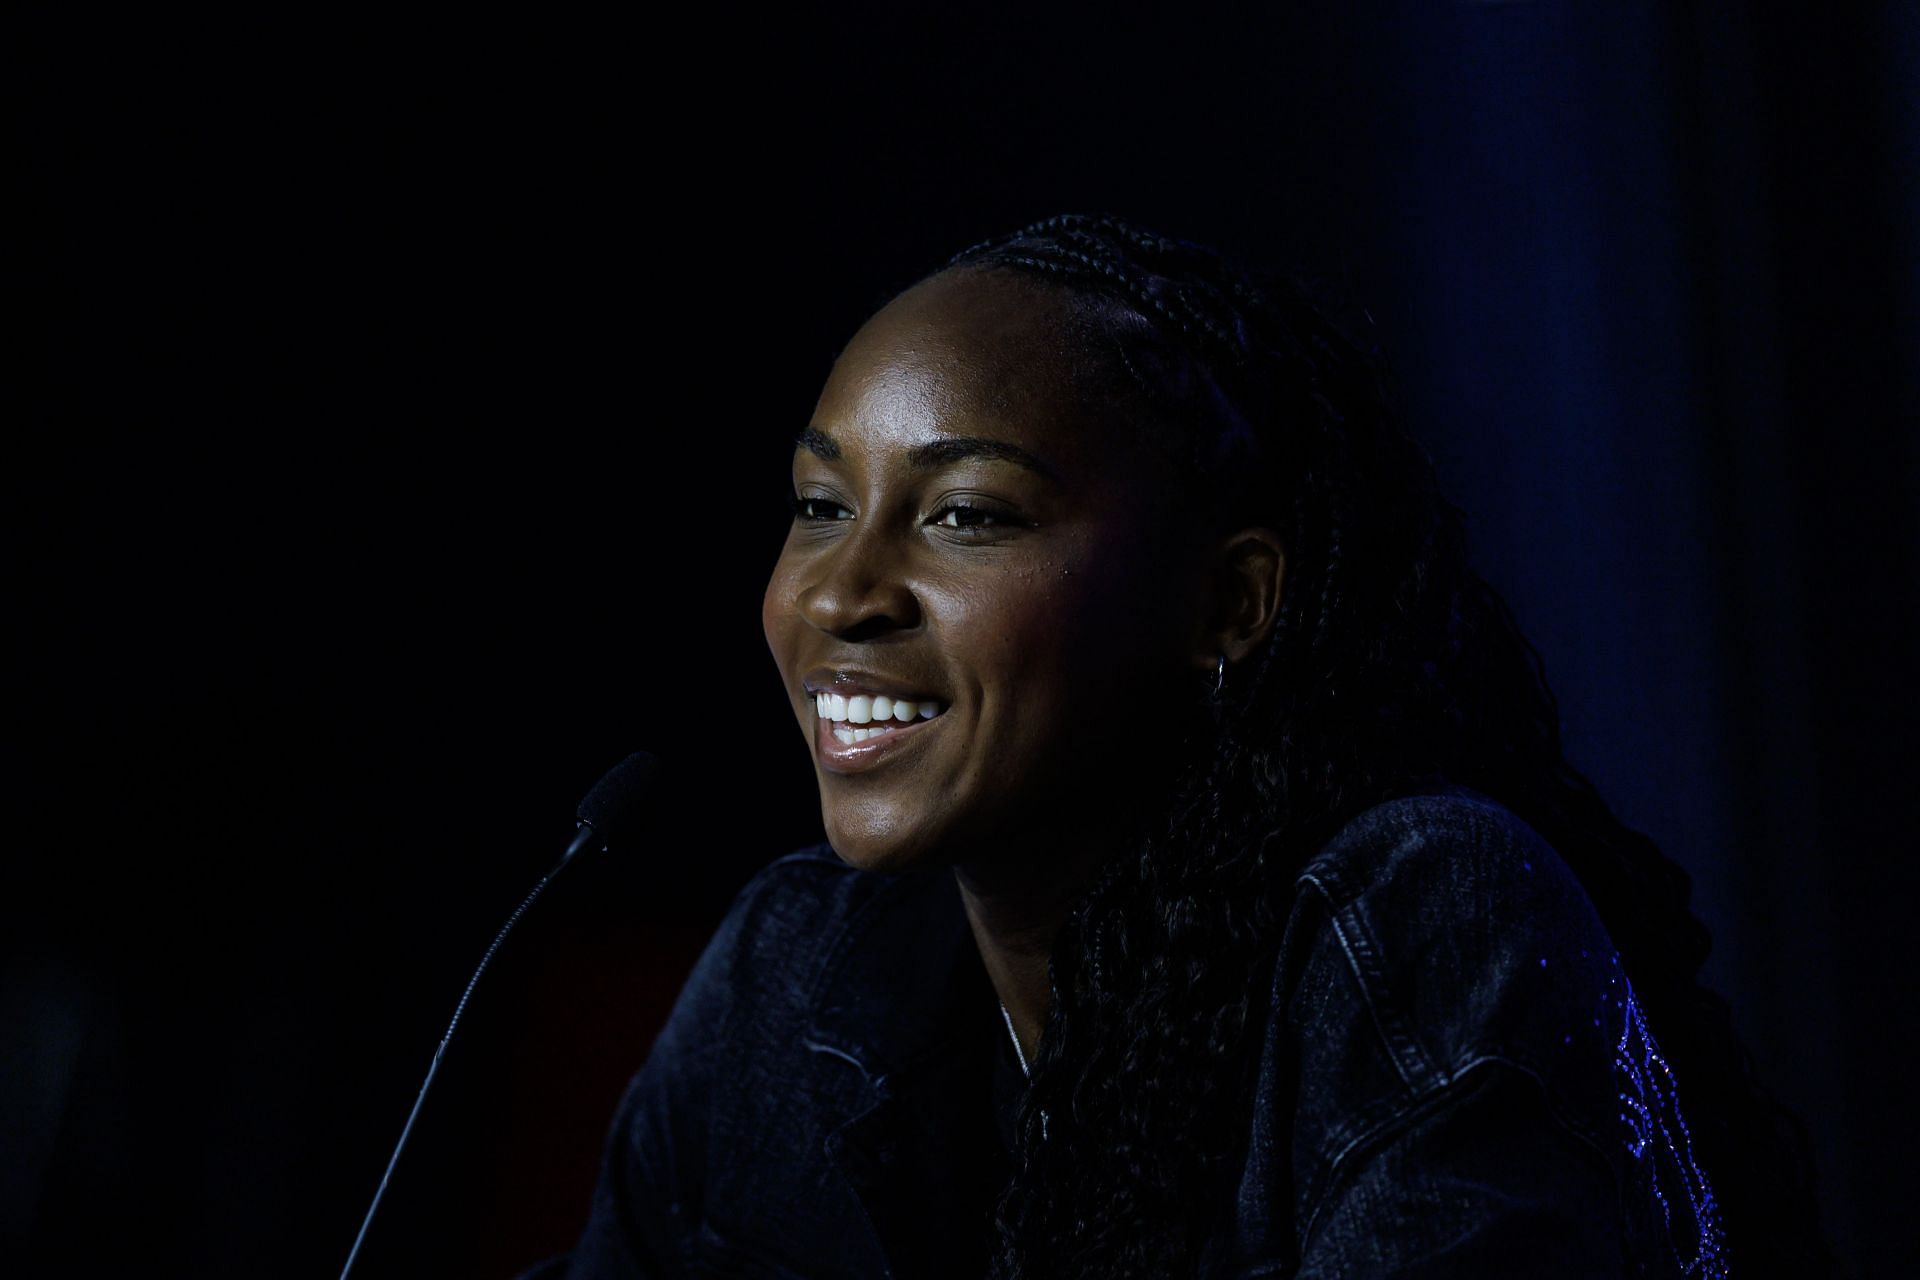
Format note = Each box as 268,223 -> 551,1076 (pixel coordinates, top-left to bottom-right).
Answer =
807,270 -> 1137,478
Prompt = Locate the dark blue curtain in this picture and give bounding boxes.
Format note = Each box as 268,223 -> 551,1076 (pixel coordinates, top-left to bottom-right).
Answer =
1344,9 -> 1918,1268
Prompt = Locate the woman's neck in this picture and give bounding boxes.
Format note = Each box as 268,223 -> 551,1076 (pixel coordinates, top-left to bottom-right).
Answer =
951,744 -> 1181,1067
951,831 -> 1120,1070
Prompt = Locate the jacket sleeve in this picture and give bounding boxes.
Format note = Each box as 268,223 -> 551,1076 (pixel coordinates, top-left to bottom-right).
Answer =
1293,1057 -> 1633,1279
543,861 -> 788,1279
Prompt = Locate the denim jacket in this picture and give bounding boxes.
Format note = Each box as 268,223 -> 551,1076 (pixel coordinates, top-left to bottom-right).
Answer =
527,783 -> 1728,1278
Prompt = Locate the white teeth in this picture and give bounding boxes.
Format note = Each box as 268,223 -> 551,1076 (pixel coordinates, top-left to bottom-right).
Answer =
810,688 -> 949,736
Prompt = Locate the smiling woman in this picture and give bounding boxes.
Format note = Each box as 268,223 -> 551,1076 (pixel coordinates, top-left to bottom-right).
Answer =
524,215 -> 1827,1279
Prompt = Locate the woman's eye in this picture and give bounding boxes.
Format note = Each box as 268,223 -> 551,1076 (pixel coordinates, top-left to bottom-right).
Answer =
932,502 -> 1004,531
788,494 -> 1016,536
789,495 -> 852,522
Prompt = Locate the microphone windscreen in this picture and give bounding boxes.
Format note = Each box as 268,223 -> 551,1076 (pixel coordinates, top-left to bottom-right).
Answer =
576,750 -> 662,843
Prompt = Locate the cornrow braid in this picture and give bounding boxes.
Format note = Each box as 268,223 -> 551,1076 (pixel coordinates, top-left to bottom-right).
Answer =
907,213 -> 1830,1279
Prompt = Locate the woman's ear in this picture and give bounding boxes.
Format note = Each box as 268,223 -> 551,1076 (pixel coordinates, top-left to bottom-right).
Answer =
1192,527 -> 1285,673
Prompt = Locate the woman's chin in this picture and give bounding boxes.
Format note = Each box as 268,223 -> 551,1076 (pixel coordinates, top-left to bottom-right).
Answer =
821,812 -> 949,875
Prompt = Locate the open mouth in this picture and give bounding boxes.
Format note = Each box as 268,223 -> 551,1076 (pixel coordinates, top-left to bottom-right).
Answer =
809,689 -> 951,774
812,691 -> 947,744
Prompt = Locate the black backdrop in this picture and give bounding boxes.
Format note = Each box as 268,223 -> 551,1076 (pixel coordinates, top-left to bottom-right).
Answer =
10,6 -> 1916,1277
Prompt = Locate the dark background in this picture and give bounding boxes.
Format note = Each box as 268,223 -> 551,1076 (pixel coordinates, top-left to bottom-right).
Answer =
8,5 -> 1916,1276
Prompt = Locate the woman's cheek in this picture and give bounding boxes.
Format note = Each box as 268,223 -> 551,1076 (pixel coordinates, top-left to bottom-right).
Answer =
991,578 -> 1110,698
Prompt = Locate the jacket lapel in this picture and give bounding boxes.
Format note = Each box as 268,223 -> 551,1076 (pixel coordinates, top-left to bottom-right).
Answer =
804,865 -> 1011,1278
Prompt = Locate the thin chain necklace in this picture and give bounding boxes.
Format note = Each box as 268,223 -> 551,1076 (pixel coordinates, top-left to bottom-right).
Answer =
997,998 -> 1031,1078
998,998 -> 1051,1139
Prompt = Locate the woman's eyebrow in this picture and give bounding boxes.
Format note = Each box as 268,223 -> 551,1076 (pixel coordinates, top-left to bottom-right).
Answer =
793,426 -> 1064,486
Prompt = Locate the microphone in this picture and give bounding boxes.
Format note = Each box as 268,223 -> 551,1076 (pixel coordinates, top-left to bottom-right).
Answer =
568,749 -> 661,864
338,750 -> 662,1280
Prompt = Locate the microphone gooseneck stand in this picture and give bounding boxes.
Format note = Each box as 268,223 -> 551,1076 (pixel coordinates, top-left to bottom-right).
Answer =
338,751 -> 659,1280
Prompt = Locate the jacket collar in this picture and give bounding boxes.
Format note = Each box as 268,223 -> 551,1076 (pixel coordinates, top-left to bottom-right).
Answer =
803,863 -> 998,1081
802,864 -> 1011,1277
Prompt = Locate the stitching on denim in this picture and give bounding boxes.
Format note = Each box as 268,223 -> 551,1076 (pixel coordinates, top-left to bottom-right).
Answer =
1447,1053 -> 1640,1279
1297,1085 -> 1427,1222
1444,1052 -> 1619,1173
800,1037 -> 876,1084
1323,897 -> 1437,1090
1450,1038 -> 1610,1153
1292,1055 -> 1622,1265
799,865 -> 983,1083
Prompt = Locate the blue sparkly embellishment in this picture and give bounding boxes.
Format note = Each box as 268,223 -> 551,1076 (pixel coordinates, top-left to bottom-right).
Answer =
1613,974 -> 1730,1277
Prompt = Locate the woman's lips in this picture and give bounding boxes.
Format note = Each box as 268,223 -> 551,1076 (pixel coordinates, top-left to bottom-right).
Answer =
814,704 -> 946,774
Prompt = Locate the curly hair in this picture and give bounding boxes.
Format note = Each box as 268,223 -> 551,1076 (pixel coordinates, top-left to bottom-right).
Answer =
904,213 -> 1832,1277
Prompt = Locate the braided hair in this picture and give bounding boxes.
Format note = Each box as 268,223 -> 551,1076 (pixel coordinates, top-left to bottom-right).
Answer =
906,214 -> 1830,1278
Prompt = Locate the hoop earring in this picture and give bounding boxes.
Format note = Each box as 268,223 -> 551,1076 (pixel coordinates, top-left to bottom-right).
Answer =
1213,653 -> 1227,697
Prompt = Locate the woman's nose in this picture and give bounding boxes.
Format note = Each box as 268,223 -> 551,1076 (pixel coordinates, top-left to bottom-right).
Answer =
795,530 -> 921,638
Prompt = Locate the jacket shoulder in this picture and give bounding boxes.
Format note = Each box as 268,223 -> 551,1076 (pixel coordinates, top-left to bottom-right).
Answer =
1301,784 -> 1624,1074
1238,791 -> 1732,1277
1274,786 -> 1630,1190
1297,785 -> 1589,920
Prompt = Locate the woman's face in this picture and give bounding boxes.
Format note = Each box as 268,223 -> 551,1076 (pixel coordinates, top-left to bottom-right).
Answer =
762,267 -> 1211,874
